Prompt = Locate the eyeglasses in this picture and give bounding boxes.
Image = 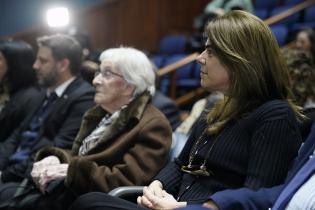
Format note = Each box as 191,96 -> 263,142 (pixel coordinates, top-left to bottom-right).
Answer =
180,127 -> 223,177
94,69 -> 124,79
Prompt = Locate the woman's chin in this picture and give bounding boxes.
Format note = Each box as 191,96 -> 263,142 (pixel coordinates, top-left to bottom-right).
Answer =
200,80 -> 208,89
94,96 -> 102,105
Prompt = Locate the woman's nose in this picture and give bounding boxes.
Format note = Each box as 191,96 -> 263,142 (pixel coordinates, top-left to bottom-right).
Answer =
92,74 -> 102,86
196,53 -> 205,65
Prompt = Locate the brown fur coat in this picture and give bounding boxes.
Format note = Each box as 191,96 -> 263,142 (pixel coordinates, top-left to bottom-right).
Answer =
35,92 -> 172,194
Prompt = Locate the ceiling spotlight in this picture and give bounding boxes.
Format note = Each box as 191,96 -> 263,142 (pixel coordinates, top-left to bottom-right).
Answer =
46,7 -> 70,27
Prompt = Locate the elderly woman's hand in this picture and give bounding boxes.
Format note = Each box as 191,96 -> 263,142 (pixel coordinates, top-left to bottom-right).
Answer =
31,156 -> 60,184
31,156 -> 68,194
37,163 -> 69,194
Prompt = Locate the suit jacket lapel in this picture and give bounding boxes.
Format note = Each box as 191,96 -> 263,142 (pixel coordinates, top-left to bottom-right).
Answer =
21,92 -> 46,129
273,151 -> 315,210
286,138 -> 315,181
272,123 -> 315,210
45,78 -> 81,121
272,158 -> 315,210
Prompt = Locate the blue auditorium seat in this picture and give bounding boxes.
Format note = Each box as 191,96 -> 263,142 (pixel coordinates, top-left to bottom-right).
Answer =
283,0 -> 303,6
254,0 -> 279,9
270,6 -> 300,25
270,25 -> 289,46
290,5 -> 315,32
159,54 -> 199,94
255,8 -> 269,20
304,5 -> 315,23
151,55 -> 165,68
158,35 -> 187,55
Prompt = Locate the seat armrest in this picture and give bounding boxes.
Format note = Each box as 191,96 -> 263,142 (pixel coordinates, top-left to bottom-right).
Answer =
109,186 -> 144,197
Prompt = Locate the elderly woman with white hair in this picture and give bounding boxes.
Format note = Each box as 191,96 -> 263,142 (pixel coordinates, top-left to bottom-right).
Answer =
0,47 -> 172,210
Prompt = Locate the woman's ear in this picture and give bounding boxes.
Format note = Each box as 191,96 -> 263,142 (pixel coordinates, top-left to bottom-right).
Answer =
124,83 -> 136,96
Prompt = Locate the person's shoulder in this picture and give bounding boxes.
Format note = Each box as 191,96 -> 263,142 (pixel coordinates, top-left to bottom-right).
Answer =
145,103 -> 169,118
250,99 -> 294,121
152,91 -> 177,107
66,77 -> 95,97
137,104 -> 172,132
10,86 -> 43,104
12,85 -> 42,97
79,80 -> 95,93
255,99 -> 291,112
73,77 -> 94,91
143,103 -> 173,125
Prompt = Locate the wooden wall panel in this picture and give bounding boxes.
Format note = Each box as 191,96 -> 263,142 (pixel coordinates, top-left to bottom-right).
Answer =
10,0 -> 210,53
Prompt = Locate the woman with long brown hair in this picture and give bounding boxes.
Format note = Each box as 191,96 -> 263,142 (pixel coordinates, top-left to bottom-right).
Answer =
70,10 -> 303,210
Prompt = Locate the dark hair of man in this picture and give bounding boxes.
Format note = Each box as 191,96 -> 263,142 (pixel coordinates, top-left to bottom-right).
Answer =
0,39 -> 37,94
37,34 -> 82,75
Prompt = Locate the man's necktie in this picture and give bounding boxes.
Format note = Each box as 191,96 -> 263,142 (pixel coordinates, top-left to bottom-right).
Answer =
29,92 -> 58,130
9,92 -> 58,163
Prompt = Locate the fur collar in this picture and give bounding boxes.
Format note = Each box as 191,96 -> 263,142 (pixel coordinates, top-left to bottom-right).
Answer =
72,91 -> 151,155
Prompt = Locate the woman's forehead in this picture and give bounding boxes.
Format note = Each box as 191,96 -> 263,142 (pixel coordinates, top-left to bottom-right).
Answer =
101,60 -> 115,68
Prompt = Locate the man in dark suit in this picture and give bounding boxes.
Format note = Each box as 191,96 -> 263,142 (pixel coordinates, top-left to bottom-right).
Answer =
151,64 -> 181,131
0,34 -> 95,182
179,122 -> 315,210
152,90 -> 181,131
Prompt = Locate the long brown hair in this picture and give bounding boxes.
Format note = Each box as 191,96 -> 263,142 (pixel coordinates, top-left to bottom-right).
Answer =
205,10 -> 302,134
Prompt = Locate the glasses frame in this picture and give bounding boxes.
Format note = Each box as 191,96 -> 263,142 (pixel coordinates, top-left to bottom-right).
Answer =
94,69 -> 124,79
181,164 -> 213,176
180,126 -> 225,177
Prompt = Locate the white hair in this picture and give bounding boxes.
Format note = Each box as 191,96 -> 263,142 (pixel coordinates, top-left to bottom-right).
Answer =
99,47 -> 156,97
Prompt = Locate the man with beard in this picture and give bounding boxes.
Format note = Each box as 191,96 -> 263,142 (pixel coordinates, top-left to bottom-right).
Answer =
0,34 -> 95,183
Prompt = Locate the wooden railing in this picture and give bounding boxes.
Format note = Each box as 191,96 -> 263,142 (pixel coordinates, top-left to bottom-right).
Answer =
161,0 -> 315,106
157,53 -> 199,100
264,0 -> 315,25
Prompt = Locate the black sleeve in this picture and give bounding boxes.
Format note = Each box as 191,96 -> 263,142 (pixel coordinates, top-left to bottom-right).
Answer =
1,159 -> 33,183
0,129 -> 22,170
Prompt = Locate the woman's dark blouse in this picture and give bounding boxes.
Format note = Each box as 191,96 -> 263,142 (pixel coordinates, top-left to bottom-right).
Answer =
154,100 -> 302,204
0,87 -> 41,141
